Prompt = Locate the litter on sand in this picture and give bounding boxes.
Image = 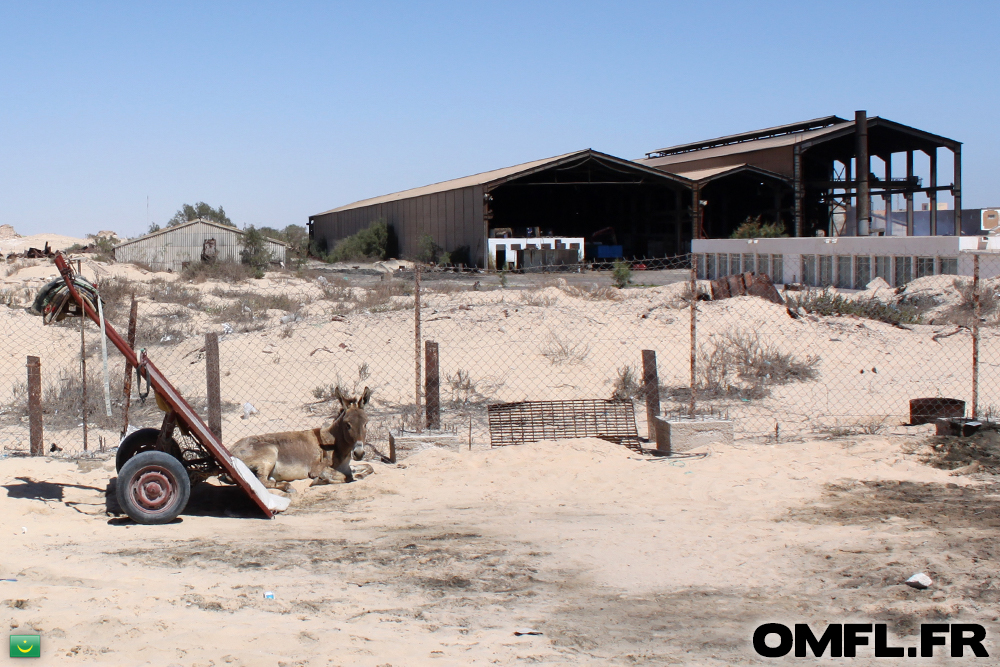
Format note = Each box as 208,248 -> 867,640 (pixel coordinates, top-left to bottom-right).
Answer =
514,629 -> 543,636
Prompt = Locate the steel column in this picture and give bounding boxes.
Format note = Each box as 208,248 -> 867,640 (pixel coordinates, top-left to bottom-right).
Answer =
929,148 -> 938,235
855,110 -> 870,236
953,145 -> 962,236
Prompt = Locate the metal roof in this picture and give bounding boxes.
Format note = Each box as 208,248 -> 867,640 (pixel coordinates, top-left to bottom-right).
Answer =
640,116 -> 961,168
114,219 -> 288,249
312,149 -> 693,217
662,163 -> 791,184
645,116 -> 847,158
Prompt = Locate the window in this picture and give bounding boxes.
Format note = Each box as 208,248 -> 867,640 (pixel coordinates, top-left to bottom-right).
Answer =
820,255 -> 833,287
894,256 -> 912,286
757,254 -> 770,278
772,255 -> 783,283
855,256 -> 871,289
696,254 -> 707,280
875,256 -> 891,283
939,257 -> 958,275
802,255 -> 816,286
743,253 -> 755,273
729,254 -> 741,275
836,256 -> 853,289
706,254 -> 716,280
916,257 -> 935,279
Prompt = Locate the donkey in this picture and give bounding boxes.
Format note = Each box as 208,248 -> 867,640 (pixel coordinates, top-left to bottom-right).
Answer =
229,387 -> 373,492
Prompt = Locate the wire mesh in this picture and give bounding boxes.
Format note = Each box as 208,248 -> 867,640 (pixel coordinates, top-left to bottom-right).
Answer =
1,247 -> 998,459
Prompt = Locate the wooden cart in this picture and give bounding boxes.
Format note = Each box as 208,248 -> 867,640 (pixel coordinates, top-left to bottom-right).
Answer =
51,254 -> 274,524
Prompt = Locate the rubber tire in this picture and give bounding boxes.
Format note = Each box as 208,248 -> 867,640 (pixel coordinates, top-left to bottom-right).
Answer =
117,451 -> 191,525
116,427 -> 181,473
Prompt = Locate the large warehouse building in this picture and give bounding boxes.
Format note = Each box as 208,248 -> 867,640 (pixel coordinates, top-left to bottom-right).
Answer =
310,112 -> 971,268
309,150 -> 693,267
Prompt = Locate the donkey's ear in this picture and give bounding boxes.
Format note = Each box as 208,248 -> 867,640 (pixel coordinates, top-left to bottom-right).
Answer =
360,386 -> 373,407
333,386 -> 349,408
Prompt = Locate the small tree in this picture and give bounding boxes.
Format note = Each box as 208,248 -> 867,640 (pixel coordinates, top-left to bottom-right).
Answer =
612,259 -> 632,289
241,226 -> 272,278
731,216 -> 787,239
168,202 -> 234,228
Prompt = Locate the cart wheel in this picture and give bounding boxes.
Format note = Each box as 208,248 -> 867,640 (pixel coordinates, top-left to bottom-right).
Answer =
117,451 -> 190,524
116,427 -> 181,473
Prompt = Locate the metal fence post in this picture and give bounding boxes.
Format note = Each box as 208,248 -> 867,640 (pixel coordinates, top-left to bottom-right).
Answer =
973,253 -> 980,418
689,263 -> 697,418
27,356 -> 42,456
641,349 -> 659,434
80,303 -> 88,452
414,264 -> 422,431
425,340 -> 440,430
206,332 -> 222,440
119,295 -> 138,439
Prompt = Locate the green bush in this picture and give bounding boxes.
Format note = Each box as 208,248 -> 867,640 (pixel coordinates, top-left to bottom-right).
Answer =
241,226 -> 272,278
416,233 -> 449,264
786,288 -> 923,326
612,259 -> 632,289
328,220 -> 388,262
731,216 -> 787,239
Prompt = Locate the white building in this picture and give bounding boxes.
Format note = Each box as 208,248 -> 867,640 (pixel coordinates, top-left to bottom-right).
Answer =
693,235 -> 1000,289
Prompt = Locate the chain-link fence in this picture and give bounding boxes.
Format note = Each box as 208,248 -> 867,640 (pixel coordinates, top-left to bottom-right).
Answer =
2,249 -> 998,459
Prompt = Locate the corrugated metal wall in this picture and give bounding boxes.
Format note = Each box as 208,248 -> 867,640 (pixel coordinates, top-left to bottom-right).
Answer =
114,221 -> 286,272
311,185 -> 486,266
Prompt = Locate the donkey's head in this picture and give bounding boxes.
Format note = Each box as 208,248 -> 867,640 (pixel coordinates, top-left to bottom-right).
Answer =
334,386 -> 372,461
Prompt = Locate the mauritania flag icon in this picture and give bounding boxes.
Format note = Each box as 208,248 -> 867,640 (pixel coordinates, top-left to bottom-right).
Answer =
9,634 -> 40,658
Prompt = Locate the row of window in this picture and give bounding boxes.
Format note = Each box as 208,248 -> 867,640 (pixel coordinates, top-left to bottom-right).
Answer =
698,253 -> 784,283
695,253 -> 958,288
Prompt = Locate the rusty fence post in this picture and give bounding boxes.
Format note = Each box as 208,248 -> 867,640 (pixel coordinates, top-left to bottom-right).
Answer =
973,253 -> 980,419
119,295 -> 138,439
205,332 -> 222,440
425,340 -> 440,430
689,263 -> 697,418
641,349 -> 660,436
27,356 -> 43,456
414,264 -> 422,432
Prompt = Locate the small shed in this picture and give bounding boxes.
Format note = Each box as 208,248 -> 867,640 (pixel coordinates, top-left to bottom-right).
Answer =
114,220 -> 287,272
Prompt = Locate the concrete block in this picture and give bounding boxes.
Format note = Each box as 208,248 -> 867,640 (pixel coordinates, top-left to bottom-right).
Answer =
654,416 -> 734,453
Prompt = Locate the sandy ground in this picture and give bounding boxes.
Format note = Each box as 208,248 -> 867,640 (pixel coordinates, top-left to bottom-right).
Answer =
1,435 -> 998,665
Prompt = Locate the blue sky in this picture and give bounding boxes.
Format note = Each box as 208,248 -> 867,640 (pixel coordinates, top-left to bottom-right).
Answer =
1,1 -> 997,238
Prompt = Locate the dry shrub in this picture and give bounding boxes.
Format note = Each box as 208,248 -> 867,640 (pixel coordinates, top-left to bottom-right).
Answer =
445,369 -> 504,407
560,283 -> 622,301
540,333 -> 590,365
312,362 -> 372,403
942,279 -> 999,326
180,261 -> 255,283
355,279 -> 412,312
317,277 -> 351,301
697,329 -> 819,399
147,279 -> 203,309
610,365 -> 641,401
205,289 -> 303,326
520,290 -> 556,307
1,286 -> 34,308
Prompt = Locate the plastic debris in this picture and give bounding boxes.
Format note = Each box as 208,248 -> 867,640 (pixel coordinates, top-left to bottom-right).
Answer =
905,572 -> 933,589
514,629 -> 542,636
264,591 -> 274,600
222,323 -> 234,334
242,402 -> 259,420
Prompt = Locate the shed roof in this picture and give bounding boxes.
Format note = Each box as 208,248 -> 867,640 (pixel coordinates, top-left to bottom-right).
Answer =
640,116 -> 961,168
663,163 -> 791,185
312,149 -> 693,217
114,219 -> 288,249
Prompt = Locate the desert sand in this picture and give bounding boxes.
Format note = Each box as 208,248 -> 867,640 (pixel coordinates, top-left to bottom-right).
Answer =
2,433 -> 998,665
